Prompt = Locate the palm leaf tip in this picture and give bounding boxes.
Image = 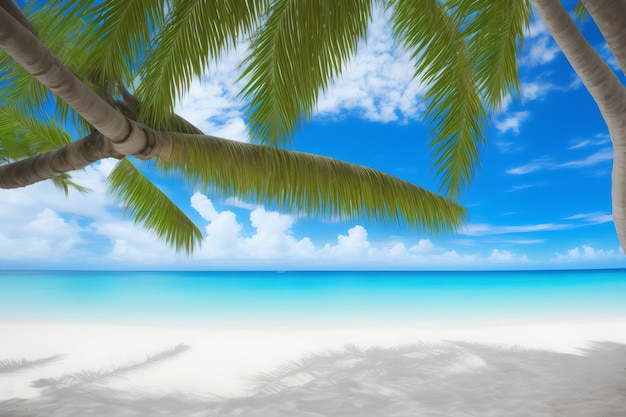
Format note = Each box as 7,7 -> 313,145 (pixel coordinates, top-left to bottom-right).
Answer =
107,158 -> 203,254
158,134 -> 467,236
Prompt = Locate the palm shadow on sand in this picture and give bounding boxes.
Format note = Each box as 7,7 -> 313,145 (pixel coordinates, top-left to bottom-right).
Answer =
0,354 -> 64,375
1,341 -> 625,416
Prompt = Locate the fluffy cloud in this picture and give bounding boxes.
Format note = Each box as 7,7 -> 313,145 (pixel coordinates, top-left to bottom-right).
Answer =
554,245 -> 624,263
174,9 -> 427,139
495,111 -> 530,134
523,19 -> 561,66
314,11 -> 426,123
0,175 -> 614,270
181,194 -> 532,269
174,47 -> 249,142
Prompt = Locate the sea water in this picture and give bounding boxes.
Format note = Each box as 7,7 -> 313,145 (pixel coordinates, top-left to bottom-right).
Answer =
1,269 -> 625,326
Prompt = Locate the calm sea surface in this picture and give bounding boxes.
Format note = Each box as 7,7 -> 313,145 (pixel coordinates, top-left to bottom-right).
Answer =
0,269 -> 625,326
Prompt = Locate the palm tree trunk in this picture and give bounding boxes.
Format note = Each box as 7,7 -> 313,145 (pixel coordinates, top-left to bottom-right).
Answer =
0,133 -> 117,188
533,0 -> 626,251
581,0 -> 626,76
0,5 -> 168,158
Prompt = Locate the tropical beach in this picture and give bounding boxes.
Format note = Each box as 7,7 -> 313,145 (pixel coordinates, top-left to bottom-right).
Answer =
1,270 -> 626,415
2,0 -> 626,416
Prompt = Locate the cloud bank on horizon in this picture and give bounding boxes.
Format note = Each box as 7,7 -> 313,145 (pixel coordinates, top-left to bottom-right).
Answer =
0,160 -> 622,270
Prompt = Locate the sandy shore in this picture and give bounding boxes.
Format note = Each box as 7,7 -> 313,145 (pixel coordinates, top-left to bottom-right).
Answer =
1,319 -> 626,416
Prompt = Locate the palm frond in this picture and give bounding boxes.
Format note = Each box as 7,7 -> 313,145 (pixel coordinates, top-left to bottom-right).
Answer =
61,0 -> 166,89
454,0 -> 531,111
52,173 -> 92,197
107,158 -> 203,254
0,61 -> 50,115
138,0 -> 269,130
574,1 -> 588,22
390,0 -> 487,199
157,133 -> 467,234
0,108 -> 71,160
239,0 -> 373,145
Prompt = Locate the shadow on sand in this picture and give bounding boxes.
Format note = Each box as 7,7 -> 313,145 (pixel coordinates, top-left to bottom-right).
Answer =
1,341 -> 625,416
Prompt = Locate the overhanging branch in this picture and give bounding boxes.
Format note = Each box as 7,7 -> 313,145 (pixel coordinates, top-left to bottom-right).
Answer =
0,132 -> 118,189
0,5 -> 165,158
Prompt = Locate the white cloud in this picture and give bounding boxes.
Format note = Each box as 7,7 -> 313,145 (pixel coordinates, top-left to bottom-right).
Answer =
527,36 -> 561,66
315,11 -> 426,123
507,148 -> 613,175
553,245 -> 624,262
506,184 -> 537,192
0,208 -> 85,261
521,82 -> 551,101
568,140 -> 592,150
495,111 -> 530,134
487,249 -> 529,263
175,46 -> 250,142
526,19 -> 549,39
564,213 -> 613,225
523,19 -> 560,66
461,223 -> 570,236
1,178 -> 612,270
183,197 -> 530,269
175,9 -> 427,137
410,239 -> 436,252
559,149 -> 613,168
506,160 -> 550,175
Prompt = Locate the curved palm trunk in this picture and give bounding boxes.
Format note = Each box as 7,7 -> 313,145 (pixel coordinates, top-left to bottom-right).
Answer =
0,6 -> 170,159
0,133 -> 116,188
580,0 -> 626,76
533,0 -> 626,251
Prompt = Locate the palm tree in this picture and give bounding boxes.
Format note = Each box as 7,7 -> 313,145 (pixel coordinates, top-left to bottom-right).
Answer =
4,1 -> 621,254
533,0 -> 626,251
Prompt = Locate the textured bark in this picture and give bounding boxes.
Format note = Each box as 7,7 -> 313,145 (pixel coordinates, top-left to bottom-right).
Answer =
534,0 -> 626,250
0,0 -> 37,36
0,6 -> 168,159
0,4 -> 175,189
581,0 -> 626,76
0,133 -> 117,188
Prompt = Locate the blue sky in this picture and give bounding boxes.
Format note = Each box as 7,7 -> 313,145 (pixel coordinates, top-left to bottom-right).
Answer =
1,5 -> 625,271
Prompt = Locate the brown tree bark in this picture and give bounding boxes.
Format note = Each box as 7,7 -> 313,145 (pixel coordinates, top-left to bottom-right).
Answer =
534,0 -> 626,251
0,5 -> 169,159
0,133 -> 116,188
580,0 -> 626,76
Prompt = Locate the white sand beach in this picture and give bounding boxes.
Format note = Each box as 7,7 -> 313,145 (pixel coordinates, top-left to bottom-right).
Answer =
1,318 -> 626,416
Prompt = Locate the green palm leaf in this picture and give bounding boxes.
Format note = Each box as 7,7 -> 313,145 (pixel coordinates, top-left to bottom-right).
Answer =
52,173 -> 92,196
107,158 -> 203,253
239,0 -> 373,145
138,0 -> 269,130
0,108 -> 71,160
574,1 -> 588,22
60,0 -> 165,89
390,0 -> 486,199
157,133 -> 467,234
455,0 -> 531,111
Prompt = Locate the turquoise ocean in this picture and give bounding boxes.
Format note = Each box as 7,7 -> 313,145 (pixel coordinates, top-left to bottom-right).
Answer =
1,269 -> 625,326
